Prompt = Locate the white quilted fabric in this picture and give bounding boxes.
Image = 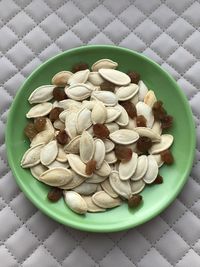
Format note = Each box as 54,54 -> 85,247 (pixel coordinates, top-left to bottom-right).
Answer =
0,0 -> 200,266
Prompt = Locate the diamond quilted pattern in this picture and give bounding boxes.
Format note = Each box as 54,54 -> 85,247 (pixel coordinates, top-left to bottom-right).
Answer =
1,1 -> 200,266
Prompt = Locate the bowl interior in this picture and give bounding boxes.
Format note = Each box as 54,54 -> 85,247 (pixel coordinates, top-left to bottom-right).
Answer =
6,45 -> 195,232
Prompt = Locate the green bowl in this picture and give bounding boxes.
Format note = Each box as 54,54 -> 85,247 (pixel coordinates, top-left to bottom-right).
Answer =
6,45 -> 195,232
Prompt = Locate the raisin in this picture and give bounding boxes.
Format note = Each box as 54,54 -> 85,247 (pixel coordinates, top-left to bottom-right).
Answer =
53,87 -> 67,101
100,81 -> 115,92
85,160 -> 97,175
127,71 -> 140,84
136,115 -> 147,127
47,188 -> 63,202
49,107 -> 64,122
136,136 -> 152,153
115,145 -> 132,162
34,117 -> 46,132
152,101 -> 167,121
161,115 -> 173,129
24,123 -> 38,139
128,195 -> 142,208
56,130 -> 68,145
120,101 -> 137,119
93,123 -> 110,139
153,174 -> 163,184
161,149 -> 174,165
72,63 -> 89,73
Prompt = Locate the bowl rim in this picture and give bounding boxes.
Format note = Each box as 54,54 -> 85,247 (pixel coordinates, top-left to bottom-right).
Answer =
6,45 -> 196,232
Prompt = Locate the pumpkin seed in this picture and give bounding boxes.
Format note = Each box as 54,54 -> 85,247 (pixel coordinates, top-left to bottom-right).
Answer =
52,71 -> 72,86
82,100 -> 96,110
101,179 -> 118,198
93,139 -> 105,169
82,196 -> 105,212
91,91 -> 118,106
59,99 -> 82,110
30,164 -> 47,180
105,122 -> 119,133
131,179 -> 145,194
92,191 -> 121,209
91,101 -> 107,124
105,151 -> 117,164
109,129 -> 139,145
149,134 -> 174,154
80,131 -> 94,163
125,118 -> 136,130
116,84 -> 139,101
88,72 -> 104,85
48,160 -> 69,169
40,167 -> 73,186
98,69 -> 131,86
56,146 -> 68,162
92,59 -> 118,71
143,155 -> 158,184
134,127 -> 161,142
152,121 -> 162,135
119,152 -> 138,180
109,171 -> 132,199
103,139 -> 115,153
138,80 -> 148,101
152,154 -> 164,168
76,108 -> 92,134
68,69 -> 90,85
65,83 -> 92,101
136,101 -> 154,128
28,85 -> 55,104
60,170 -> 85,189
40,140 -> 58,166
64,191 -> 87,214
130,93 -> 139,105
85,173 -> 107,184
144,90 -> 157,107
105,107 -> 121,123
21,143 -> 44,168
30,129 -> 54,147
53,119 -> 65,130
115,105 -> 129,126
65,111 -> 78,139
131,155 -> 148,181
26,102 -> 52,118
67,154 -> 92,178
95,160 -> 111,177
64,135 -> 80,154
74,183 -> 98,195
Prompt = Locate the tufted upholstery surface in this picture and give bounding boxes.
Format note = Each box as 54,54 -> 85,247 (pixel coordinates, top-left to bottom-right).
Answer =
0,1 -> 200,266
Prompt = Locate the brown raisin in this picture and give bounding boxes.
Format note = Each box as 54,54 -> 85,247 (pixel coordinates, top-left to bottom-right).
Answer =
53,87 -> 67,101
128,195 -> 142,208
85,160 -> 97,175
100,81 -> 115,92
161,149 -> 174,165
136,115 -> 147,127
136,136 -> 152,153
153,174 -> 163,184
34,117 -> 46,132
120,101 -> 137,118
47,188 -> 63,202
93,123 -> 110,139
127,71 -> 140,84
24,123 -> 38,139
49,107 -> 64,122
161,115 -> 173,129
56,130 -> 68,145
72,63 -> 89,73
115,145 -> 132,162
152,100 -> 167,121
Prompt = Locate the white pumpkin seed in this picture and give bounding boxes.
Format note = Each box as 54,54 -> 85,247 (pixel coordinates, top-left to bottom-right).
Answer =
28,85 -> 55,104
86,125 -> 94,136
92,191 -> 121,209
76,108 -> 92,134
136,101 -> 154,128
44,118 -> 55,133
68,69 -> 90,85
40,140 -> 58,166
125,118 -> 136,130
134,127 -> 161,142
82,196 -> 105,212
130,93 -> 139,105
103,139 -> 115,153
101,179 -> 118,198
86,173 -> 107,184
40,167 -> 73,186
116,84 -> 139,101
138,80 -> 148,101
48,160 -> 69,169
64,135 -> 80,154
26,102 -> 52,118
152,154 -> 164,168
131,179 -> 145,194
65,83 -> 92,101
80,131 -> 94,163
67,154 -> 92,178
74,183 -> 98,195
105,107 -> 121,123
30,130 -> 54,147
131,155 -> 148,181
30,164 -> 47,180
56,146 -> 68,162
152,121 -> 162,135
65,111 -> 78,139
91,101 -> 107,124
98,69 -> 131,86
82,100 -> 96,110
105,122 -> 119,133
119,152 -> 138,180
92,59 -> 118,71
149,134 -> 174,154
143,155 -> 158,184
109,171 -> 132,199
93,139 -> 105,169
59,99 -> 82,110
144,90 -> 157,107
21,143 -> 44,168
105,151 -> 117,164
109,129 -> 139,145
88,72 -> 104,85
59,110 -> 68,122
60,170 -> 85,189
91,91 -> 118,106
53,120 -> 65,130
95,160 -> 111,177
115,105 -> 129,126
52,71 -> 72,86
64,191 -> 87,214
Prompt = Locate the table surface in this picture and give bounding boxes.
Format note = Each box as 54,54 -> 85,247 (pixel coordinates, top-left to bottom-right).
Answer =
1,1 -> 200,266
